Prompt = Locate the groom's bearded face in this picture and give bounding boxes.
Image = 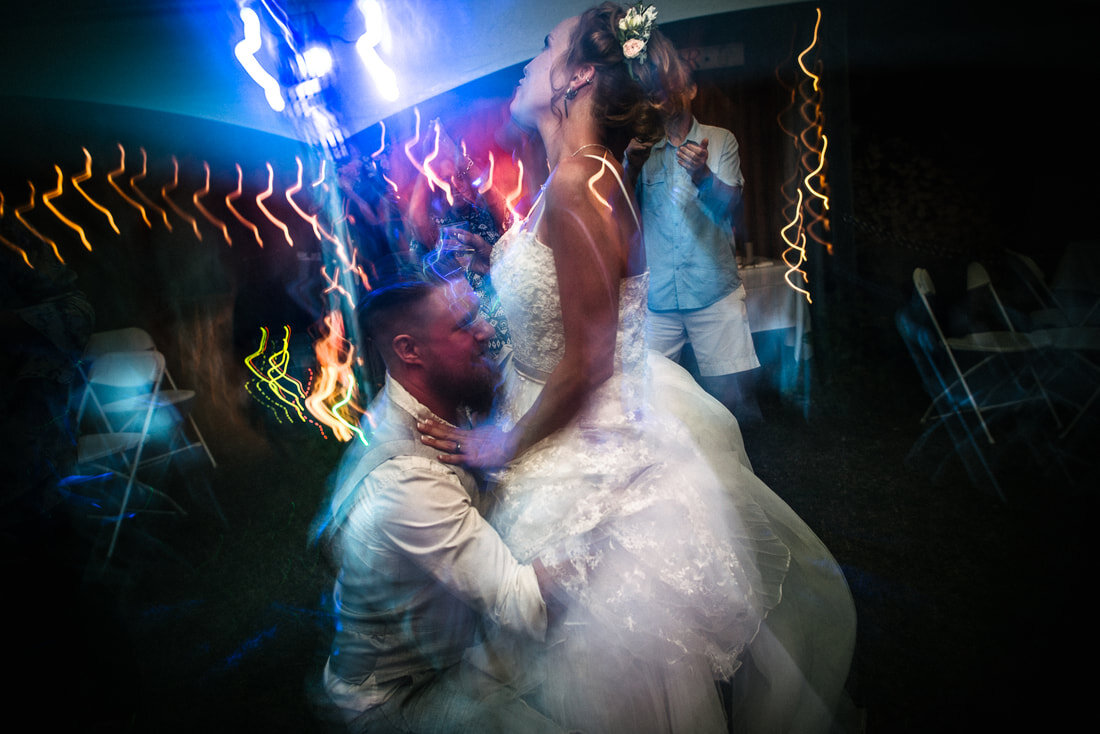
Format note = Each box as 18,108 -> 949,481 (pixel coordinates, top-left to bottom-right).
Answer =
419,284 -> 499,413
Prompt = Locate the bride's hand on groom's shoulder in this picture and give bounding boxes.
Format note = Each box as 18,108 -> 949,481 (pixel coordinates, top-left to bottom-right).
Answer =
417,420 -> 518,469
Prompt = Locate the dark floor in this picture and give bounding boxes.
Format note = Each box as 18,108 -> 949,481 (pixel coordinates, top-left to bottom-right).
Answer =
8,291 -> 1098,733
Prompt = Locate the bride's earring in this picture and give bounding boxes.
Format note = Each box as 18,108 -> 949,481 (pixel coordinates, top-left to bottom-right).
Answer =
563,76 -> 591,118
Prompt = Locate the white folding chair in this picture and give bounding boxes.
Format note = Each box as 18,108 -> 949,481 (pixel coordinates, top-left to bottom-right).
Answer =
79,327 -> 216,468
969,261 -> 1100,440
913,268 -> 1061,444
73,350 -> 187,560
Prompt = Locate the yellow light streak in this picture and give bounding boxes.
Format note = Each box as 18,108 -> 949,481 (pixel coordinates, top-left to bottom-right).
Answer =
797,7 -> 822,93
15,182 -> 64,264
131,148 -> 172,231
256,162 -> 293,246
42,165 -> 92,251
108,143 -> 151,228
226,163 -> 263,247
162,155 -> 202,240
194,162 -> 231,245
803,133 -> 829,210
72,148 -> 120,234
586,158 -> 612,212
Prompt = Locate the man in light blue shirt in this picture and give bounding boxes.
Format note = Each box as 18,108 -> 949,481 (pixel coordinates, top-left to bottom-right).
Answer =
629,81 -> 760,421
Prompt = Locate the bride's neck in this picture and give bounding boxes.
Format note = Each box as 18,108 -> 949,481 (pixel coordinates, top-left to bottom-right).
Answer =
539,109 -> 604,168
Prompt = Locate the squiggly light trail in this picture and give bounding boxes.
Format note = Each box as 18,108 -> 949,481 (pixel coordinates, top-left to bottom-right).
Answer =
72,148 -> 120,234
256,162 -> 294,246
43,166 -> 92,251
305,311 -> 367,443
132,147 -> 172,231
422,121 -> 454,206
194,162 -> 231,245
108,144 -> 151,227
15,182 -> 64,263
244,326 -> 327,435
162,156 -> 201,240
505,160 -> 526,223
226,163 -> 263,247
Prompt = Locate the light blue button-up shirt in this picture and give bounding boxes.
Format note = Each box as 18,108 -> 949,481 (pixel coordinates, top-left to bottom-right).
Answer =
638,118 -> 744,312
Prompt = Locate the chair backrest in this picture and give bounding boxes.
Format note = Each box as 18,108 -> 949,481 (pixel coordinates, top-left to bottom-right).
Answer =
84,328 -> 156,360
966,262 -> 1017,332
87,350 -> 165,389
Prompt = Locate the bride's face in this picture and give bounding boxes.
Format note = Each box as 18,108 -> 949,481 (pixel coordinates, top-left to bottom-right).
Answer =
510,15 -> 578,128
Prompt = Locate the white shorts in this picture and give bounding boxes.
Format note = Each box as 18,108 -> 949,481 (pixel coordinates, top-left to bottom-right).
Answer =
647,285 -> 760,376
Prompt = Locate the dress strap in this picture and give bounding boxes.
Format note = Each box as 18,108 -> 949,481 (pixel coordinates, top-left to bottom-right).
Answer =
580,153 -> 640,228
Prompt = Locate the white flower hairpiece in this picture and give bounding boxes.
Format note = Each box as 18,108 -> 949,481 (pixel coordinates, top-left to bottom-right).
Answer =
617,3 -> 658,65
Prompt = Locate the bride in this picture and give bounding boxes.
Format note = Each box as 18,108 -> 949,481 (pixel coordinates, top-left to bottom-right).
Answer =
418,4 -> 856,732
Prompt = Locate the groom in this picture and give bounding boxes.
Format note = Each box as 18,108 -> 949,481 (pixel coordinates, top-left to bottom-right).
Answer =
316,277 -> 568,734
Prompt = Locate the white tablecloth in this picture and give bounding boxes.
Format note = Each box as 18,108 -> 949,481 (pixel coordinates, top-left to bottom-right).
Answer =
741,258 -> 812,360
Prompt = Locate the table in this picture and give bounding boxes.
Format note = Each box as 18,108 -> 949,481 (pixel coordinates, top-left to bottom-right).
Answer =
741,258 -> 812,361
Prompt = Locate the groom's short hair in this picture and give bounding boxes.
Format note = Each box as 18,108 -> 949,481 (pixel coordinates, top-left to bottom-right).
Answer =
358,278 -> 436,352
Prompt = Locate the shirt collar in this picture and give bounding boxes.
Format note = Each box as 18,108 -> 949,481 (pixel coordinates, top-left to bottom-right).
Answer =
654,116 -> 700,151
385,373 -> 461,429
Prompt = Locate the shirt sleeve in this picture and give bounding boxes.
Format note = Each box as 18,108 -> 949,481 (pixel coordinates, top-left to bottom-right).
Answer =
710,126 -> 745,189
365,456 -> 548,641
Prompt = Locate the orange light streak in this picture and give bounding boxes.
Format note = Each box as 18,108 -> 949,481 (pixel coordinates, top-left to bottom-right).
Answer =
131,148 -> 172,231
1,232 -> 33,269
422,122 -> 454,206
305,310 -> 367,444
72,148 -> 120,234
505,160 -> 526,222
477,151 -> 496,195
256,162 -> 294,246
162,156 -> 201,240
286,156 -> 322,240
42,166 -> 92,251
321,264 -> 356,308
194,162 -> 231,245
108,144 -> 151,228
779,189 -> 812,303
586,160 -> 612,212
226,163 -> 263,247
403,108 -> 423,174
15,183 -> 64,263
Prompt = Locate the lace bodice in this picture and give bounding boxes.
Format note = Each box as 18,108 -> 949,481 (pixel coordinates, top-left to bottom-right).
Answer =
490,226 -> 648,382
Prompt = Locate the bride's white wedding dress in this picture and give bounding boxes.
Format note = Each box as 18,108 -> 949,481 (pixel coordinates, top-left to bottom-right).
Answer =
476,157 -> 856,734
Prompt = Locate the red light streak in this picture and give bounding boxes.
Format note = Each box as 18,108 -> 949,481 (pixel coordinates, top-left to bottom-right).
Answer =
256,162 -> 294,246
43,166 -> 92,251
194,162 -> 231,245
162,155 -> 201,240
108,144 -> 151,228
15,182 -> 64,264
72,148 -> 120,235
131,147 -> 172,231
226,163 -> 263,247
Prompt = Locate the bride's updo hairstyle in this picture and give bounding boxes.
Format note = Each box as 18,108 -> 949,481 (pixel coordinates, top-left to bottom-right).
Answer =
555,2 -> 692,153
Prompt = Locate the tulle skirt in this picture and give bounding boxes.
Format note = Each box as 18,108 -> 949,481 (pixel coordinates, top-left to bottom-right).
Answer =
476,350 -> 856,734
